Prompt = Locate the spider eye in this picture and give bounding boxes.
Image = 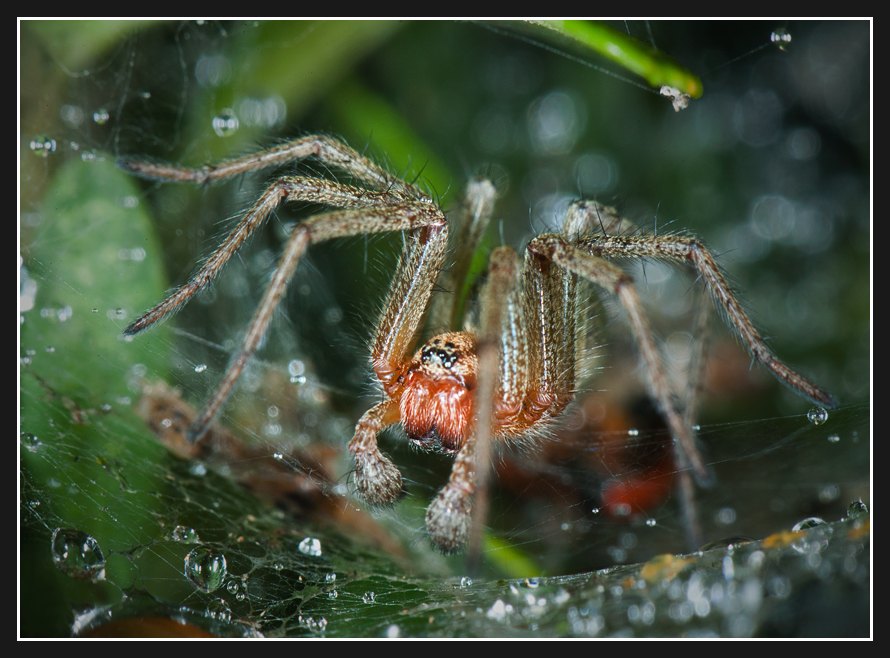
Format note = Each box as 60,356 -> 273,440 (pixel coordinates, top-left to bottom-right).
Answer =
421,345 -> 458,369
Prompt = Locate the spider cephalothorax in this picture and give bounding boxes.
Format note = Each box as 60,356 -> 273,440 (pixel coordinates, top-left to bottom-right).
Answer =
121,135 -> 836,554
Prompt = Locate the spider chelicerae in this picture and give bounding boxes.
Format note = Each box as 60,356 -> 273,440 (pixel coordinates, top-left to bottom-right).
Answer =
121,134 -> 837,553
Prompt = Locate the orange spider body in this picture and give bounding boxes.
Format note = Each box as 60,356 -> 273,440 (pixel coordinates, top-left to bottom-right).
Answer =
395,333 -> 478,455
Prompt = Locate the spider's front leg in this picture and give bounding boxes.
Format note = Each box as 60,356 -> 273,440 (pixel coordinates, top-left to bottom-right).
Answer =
347,223 -> 450,507
424,247 -> 530,553
349,399 -> 404,506
424,435 -> 477,553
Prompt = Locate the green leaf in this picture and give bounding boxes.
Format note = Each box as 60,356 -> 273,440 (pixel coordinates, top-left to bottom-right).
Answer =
528,20 -> 703,98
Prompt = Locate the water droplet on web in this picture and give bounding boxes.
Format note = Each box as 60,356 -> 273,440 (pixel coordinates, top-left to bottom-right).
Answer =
20,432 -> 40,451
791,517 -> 829,555
205,599 -> 232,622
92,108 -> 109,124
846,499 -> 868,519
30,134 -> 56,157
827,434 -> 840,443
212,109 -> 239,137
298,615 -> 327,633
645,518 -> 657,527
189,462 -> 208,477
171,525 -> 200,542
226,580 -> 246,601
807,407 -> 828,425
51,528 -> 106,581
770,28 -> 792,51
791,517 -> 826,532
184,546 -> 227,592
298,537 -> 322,557
486,599 -> 510,621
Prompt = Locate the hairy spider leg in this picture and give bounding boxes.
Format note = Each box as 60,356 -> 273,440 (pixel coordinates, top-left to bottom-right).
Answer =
577,227 -> 838,410
186,200 -> 447,443
122,139 -> 446,443
349,222 -> 451,507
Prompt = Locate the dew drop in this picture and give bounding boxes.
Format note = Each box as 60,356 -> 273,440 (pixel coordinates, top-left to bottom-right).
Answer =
792,517 -> 826,532
92,108 -> 110,124
194,363 -> 207,373
362,591 -> 376,604
846,499 -> 868,519
184,547 -> 227,592
770,28 -> 792,51
205,599 -> 232,622
298,537 -> 322,557
298,615 -> 327,633
171,525 -> 200,542
790,517 -> 829,555
460,576 -> 473,588
30,134 -> 57,157
20,432 -> 40,451
51,528 -> 106,580
807,407 -> 828,425
212,109 -> 239,137
827,434 -> 840,443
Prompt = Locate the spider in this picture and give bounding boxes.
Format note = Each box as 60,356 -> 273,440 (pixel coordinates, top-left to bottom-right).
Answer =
120,134 -> 837,554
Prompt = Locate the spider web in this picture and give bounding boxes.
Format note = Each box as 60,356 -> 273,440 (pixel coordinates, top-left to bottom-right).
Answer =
20,20 -> 870,637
